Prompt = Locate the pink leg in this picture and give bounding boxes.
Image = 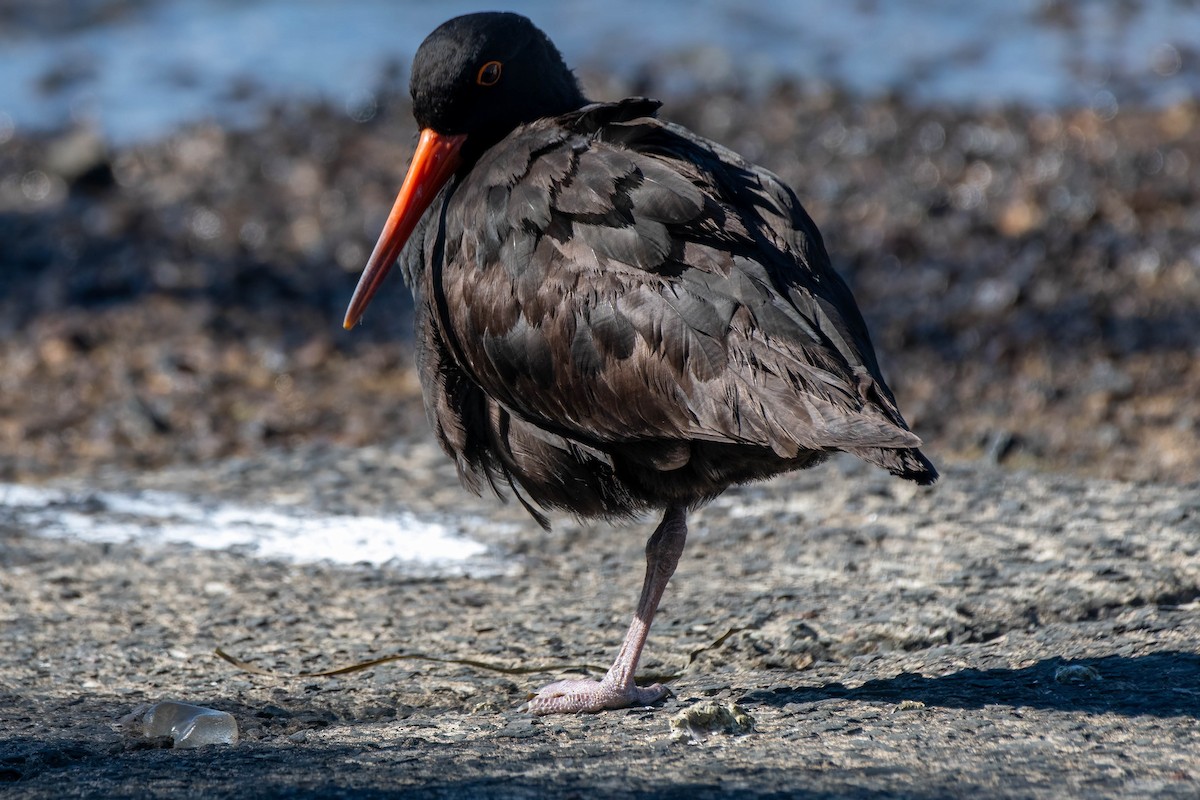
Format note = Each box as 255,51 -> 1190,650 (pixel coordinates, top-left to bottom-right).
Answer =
524,505 -> 688,715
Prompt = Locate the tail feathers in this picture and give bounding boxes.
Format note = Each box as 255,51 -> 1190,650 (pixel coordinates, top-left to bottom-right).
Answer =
852,446 -> 939,486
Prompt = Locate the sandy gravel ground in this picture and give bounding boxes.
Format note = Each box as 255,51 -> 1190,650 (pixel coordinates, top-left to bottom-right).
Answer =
2,440 -> 1197,798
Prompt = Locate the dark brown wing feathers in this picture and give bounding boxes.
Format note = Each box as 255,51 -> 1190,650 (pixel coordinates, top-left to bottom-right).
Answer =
409,98 -> 935,521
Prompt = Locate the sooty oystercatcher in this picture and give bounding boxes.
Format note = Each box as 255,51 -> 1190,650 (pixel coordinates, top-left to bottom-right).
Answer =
343,11 -> 936,715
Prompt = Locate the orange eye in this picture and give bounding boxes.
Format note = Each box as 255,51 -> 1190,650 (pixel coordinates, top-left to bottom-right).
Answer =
476,60 -> 502,86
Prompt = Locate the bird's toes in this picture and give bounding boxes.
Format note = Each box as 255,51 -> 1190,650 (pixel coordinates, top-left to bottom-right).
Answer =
521,678 -> 670,715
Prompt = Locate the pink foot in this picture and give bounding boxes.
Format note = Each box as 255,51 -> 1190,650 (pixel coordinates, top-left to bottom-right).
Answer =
522,677 -> 670,715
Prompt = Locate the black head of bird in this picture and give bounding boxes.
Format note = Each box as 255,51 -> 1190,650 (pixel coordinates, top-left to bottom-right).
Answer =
409,11 -> 586,152
344,12 -> 587,328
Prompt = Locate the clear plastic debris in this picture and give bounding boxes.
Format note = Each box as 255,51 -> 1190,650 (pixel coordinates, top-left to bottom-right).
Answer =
122,701 -> 239,748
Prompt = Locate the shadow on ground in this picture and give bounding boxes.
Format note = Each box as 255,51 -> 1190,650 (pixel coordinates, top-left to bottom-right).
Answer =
745,652 -> 1200,718
0,732 -> 990,800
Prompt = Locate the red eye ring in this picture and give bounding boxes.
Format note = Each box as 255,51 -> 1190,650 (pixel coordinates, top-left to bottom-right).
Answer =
476,60 -> 502,86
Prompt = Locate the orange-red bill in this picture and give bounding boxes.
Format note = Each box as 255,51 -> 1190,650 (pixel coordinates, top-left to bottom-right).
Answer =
343,129 -> 467,329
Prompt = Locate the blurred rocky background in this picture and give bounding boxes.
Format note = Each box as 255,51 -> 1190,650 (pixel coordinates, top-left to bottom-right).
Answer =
2,0 -> 1198,484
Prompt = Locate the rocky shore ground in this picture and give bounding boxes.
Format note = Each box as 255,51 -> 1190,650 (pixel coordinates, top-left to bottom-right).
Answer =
2,68 -> 1199,798
2,444 -> 1199,797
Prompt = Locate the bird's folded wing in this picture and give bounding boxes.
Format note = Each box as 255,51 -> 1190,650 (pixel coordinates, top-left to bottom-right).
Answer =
432,105 -> 919,458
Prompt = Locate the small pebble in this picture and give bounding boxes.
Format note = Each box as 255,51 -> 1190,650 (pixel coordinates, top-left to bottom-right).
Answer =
669,701 -> 755,743
1054,664 -> 1102,685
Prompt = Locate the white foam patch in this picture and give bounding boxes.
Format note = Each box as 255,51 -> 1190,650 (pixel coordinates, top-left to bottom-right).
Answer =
0,483 -> 494,571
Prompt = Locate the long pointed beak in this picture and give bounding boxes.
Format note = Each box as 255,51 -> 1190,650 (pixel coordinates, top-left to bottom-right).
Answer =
343,129 -> 467,329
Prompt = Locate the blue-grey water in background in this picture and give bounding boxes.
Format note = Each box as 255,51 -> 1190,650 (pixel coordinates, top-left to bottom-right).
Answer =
0,0 -> 1197,144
